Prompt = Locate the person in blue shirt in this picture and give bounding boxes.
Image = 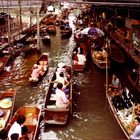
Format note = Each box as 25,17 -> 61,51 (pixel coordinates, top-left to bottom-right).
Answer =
109,74 -> 121,91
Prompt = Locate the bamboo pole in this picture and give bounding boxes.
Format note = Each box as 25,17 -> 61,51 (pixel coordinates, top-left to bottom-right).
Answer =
105,39 -> 109,99
37,6 -> 40,49
7,0 -> 11,48
69,67 -> 73,115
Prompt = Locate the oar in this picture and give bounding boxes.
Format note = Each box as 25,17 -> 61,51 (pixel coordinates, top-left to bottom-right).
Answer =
69,79 -> 73,114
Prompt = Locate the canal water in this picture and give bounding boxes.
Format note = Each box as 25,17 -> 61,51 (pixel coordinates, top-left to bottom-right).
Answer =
0,12 -> 128,140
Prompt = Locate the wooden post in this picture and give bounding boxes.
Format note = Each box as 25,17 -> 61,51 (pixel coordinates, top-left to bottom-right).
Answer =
105,39 -> 109,99
7,0 -> 11,48
106,45 -> 108,99
37,6 -> 40,50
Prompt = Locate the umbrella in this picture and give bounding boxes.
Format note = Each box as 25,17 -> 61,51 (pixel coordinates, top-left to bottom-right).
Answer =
80,27 -> 91,35
95,28 -> 105,37
80,27 -> 104,36
88,27 -> 97,35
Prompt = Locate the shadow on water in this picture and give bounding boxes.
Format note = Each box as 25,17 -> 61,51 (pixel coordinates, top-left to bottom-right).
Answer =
0,13 -> 128,140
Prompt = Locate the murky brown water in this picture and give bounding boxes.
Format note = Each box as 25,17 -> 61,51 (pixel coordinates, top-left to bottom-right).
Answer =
0,13 -> 128,140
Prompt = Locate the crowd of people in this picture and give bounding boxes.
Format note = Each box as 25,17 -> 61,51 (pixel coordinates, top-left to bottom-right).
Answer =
51,62 -> 72,109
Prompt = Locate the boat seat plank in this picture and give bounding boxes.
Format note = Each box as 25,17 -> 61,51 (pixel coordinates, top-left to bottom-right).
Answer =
46,106 -> 69,112
50,94 -> 56,101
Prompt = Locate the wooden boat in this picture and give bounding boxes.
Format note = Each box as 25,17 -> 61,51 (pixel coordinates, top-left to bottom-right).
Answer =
29,53 -> 49,83
40,14 -> 57,25
106,85 -> 140,140
0,88 -> 17,131
91,47 -> 110,69
72,63 -> 86,72
23,44 -> 41,55
41,35 -> 51,44
44,65 -> 72,125
5,104 -> 42,140
46,25 -> 56,34
0,54 -> 11,73
25,36 -> 37,45
72,44 -> 87,72
22,25 -> 37,35
109,44 -> 125,64
61,28 -> 72,38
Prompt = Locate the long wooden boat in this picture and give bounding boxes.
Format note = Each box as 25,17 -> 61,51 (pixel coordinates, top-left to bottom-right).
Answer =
41,34 -> 51,44
5,104 -> 42,140
46,25 -> 56,34
107,87 -> 140,140
23,44 -> 41,55
25,36 -> 37,45
109,44 -> 125,64
61,28 -> 72,38
72,63 -> 86,72
72,45 -> 87,72
0,54 -> 11,73
44,65 -> 72,125
91,48 -> 110,69
29,53 -> 49,83
0,88 -> 17,131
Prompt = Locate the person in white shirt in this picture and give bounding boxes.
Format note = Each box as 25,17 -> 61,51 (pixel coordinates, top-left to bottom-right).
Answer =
130,117 -> 140,140
53,72 -> 69,89
55,82 -> 70,109
77,49 -> 86,65
8,115 -> 26,140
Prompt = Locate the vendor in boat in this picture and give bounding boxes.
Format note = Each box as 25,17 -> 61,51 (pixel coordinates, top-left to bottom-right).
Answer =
55,82 -> 70,109
73,43 -> 82,54
30,64 -> 40,81
8,115 -> 26,140
38,60 -> 48,75
130,117 -> 140,140
109,74 -> 121,91
75,49 -> 86,65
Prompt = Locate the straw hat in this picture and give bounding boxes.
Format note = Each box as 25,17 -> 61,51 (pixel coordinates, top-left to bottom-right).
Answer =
58,62 -> 65,68
0,98 -> 12,109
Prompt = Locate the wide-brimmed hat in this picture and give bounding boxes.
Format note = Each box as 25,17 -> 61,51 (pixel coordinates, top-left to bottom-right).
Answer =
0,98 -> 12,109
58,62 -> 65,68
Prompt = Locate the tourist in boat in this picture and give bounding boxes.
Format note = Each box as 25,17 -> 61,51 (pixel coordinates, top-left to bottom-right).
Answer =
76,49 -> 86,65
55,62 -> 66,80
8,115 -> 26,140
55,82 -> 70,109
52,72 -> 69,89
38,60 -> 48,75
130,117 -> 140,140
30,64 -> 40,81
73,43 -> 82,54
109,74 -> 121,91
